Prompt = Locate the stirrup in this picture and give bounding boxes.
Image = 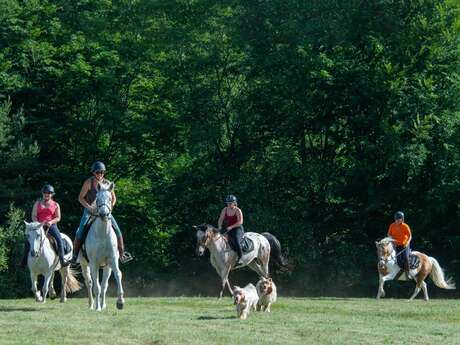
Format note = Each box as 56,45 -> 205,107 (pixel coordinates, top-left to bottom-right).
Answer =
120,251 -> 133,264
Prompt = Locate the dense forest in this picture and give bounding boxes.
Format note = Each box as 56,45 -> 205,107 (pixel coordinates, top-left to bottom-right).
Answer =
1,0 -> 459,298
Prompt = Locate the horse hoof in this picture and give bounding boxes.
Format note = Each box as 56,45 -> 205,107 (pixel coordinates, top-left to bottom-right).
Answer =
116,301 -> 124,310
60,298 -> 67,303
50,294 -> 56,300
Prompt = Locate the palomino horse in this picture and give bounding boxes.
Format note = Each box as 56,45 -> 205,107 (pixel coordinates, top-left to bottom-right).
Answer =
375,237 -> 455,300
78,182 -> 124,311
194,224 -> 288,298
24,221 -> 81,303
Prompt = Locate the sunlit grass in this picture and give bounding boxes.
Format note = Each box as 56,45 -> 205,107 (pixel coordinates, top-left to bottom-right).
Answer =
0,297 -> 459,345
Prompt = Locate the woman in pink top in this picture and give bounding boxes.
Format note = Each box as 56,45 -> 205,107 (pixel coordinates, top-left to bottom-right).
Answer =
218,194 -> 244,264
20,185 -> 69,267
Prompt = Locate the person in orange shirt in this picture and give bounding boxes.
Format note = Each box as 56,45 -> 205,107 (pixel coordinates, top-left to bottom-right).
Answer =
387,211 -> 412,276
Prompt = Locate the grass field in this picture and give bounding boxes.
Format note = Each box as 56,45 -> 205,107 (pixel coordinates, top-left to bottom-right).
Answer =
0,296 -> 459,345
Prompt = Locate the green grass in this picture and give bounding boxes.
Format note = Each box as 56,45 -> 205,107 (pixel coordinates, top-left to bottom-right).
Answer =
0,297 -> 459,345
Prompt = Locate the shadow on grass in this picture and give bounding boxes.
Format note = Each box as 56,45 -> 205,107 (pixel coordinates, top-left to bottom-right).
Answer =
0,305 -> 41,312
197,315 -> 236,320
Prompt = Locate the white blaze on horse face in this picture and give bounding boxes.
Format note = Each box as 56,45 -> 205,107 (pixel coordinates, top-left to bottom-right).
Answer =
196,230 -> 206,256
26,223 -> 43,257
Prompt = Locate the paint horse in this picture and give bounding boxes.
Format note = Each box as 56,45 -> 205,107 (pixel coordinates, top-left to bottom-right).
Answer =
194,224 -> 289,298
376,237 -> 455,300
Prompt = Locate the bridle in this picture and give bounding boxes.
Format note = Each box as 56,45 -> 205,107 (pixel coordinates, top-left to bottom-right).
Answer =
96,191 -> 112,217
28,226 -> 46,257
377,242 -> 396,265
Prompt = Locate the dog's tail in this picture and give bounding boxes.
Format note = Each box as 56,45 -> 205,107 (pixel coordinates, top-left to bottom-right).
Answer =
261,232 -> 293,272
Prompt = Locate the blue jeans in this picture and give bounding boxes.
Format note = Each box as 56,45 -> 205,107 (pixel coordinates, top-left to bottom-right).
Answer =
75,209 -> 122,241
47,224 -> 65,261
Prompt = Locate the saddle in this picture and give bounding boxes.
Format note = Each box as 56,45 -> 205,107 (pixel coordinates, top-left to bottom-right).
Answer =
227,235 -> 254,254
45,230 -> 72,255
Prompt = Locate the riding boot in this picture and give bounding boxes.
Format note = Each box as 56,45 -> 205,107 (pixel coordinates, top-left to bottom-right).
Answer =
116,235 -> 132,264
20,241 -> 30,268
69,239 -> 82,264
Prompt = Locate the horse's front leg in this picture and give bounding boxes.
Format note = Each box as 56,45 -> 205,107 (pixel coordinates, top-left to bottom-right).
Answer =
90,264 -> 101,311
30,272 -> 42,302
41,273 -> 53,303
81,263 -> 94,309
100,266 -> 112,310
376,274 -> 386,299
59,267 -> 68,303
111,261 -> 124,310
218,264 -> 232,299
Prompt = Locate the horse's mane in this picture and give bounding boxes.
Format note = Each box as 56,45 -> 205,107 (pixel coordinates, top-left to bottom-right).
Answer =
26,221 -> 42,229
377,236 -> 394,245
198,223 -> 219,234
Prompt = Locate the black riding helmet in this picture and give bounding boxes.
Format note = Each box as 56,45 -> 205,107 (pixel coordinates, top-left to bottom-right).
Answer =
41,184 -> 55,194
91,161 -> 106,172
225,194 -> 237,204
394,211 -> 404,220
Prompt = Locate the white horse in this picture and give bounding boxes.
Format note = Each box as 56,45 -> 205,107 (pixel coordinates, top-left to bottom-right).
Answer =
24,221 -> 81,303
77,182 -> 124,311
375,237 -> 455,301
194,224 -> 288,298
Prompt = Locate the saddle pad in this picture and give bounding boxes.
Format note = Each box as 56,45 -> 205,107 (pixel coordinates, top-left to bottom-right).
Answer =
240,236 -> 254,253
49,237 -> 72,255
409,254 -> 420,270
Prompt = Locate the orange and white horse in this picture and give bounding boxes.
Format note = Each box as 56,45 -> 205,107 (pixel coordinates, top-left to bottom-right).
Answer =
375,237 -> 455,301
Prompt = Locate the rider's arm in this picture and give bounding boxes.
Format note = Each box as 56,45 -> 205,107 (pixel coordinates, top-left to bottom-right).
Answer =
78,180 -> 92,210
49,203 -> 61,225
405,224 -> 412,247
31,201 -> 38,222
111,191 -> 116,208
217,208 -> 226,230
228,208 -> 243,230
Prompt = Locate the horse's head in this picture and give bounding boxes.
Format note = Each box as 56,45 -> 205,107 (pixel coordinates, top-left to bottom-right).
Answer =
193,224 -> 218,256
95,182 -> 114,221
24,221 -> 45,257
375,237 -> 395,267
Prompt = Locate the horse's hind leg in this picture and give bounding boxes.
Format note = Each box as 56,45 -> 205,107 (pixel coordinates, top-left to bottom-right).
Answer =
59,267 -> 68,303
248,261 -> 266,278
420,281 -> 429,301
100,266 -> 112,310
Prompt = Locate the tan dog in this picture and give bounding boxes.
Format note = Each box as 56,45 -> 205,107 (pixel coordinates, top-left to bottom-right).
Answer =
233,283 -> 258,320
256,277 -> 277,312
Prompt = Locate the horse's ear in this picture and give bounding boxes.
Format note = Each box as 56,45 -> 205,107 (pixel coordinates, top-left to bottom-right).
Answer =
24,221 -> 29,226
192,225 -> 197,230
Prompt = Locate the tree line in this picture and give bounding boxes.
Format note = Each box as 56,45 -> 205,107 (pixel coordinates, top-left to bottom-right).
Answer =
1,0 -> 459,297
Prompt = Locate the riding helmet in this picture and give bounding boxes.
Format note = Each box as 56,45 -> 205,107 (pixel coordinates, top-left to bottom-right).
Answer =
91,161 -> 106,172
225,194 -> 237,204
41,184 -> 55,194
394,211 -> 404,220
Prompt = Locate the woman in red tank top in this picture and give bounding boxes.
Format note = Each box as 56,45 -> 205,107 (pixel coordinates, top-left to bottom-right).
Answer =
218,195 -> 244,264
21,185 -> 69,267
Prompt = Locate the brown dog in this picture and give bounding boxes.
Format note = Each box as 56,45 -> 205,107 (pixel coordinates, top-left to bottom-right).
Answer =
256,277 -> 277,312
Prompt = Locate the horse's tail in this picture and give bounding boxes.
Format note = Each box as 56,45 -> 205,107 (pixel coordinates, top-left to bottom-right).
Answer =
429,257 -> 456,290
261,232 -> 293,272
65,267 -> 83,293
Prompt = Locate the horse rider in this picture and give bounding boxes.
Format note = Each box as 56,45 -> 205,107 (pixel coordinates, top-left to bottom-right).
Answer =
21,184 -> 70,267
69,161 -> 131,264
387,211 -> 412,278
218,194 -> 244,264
